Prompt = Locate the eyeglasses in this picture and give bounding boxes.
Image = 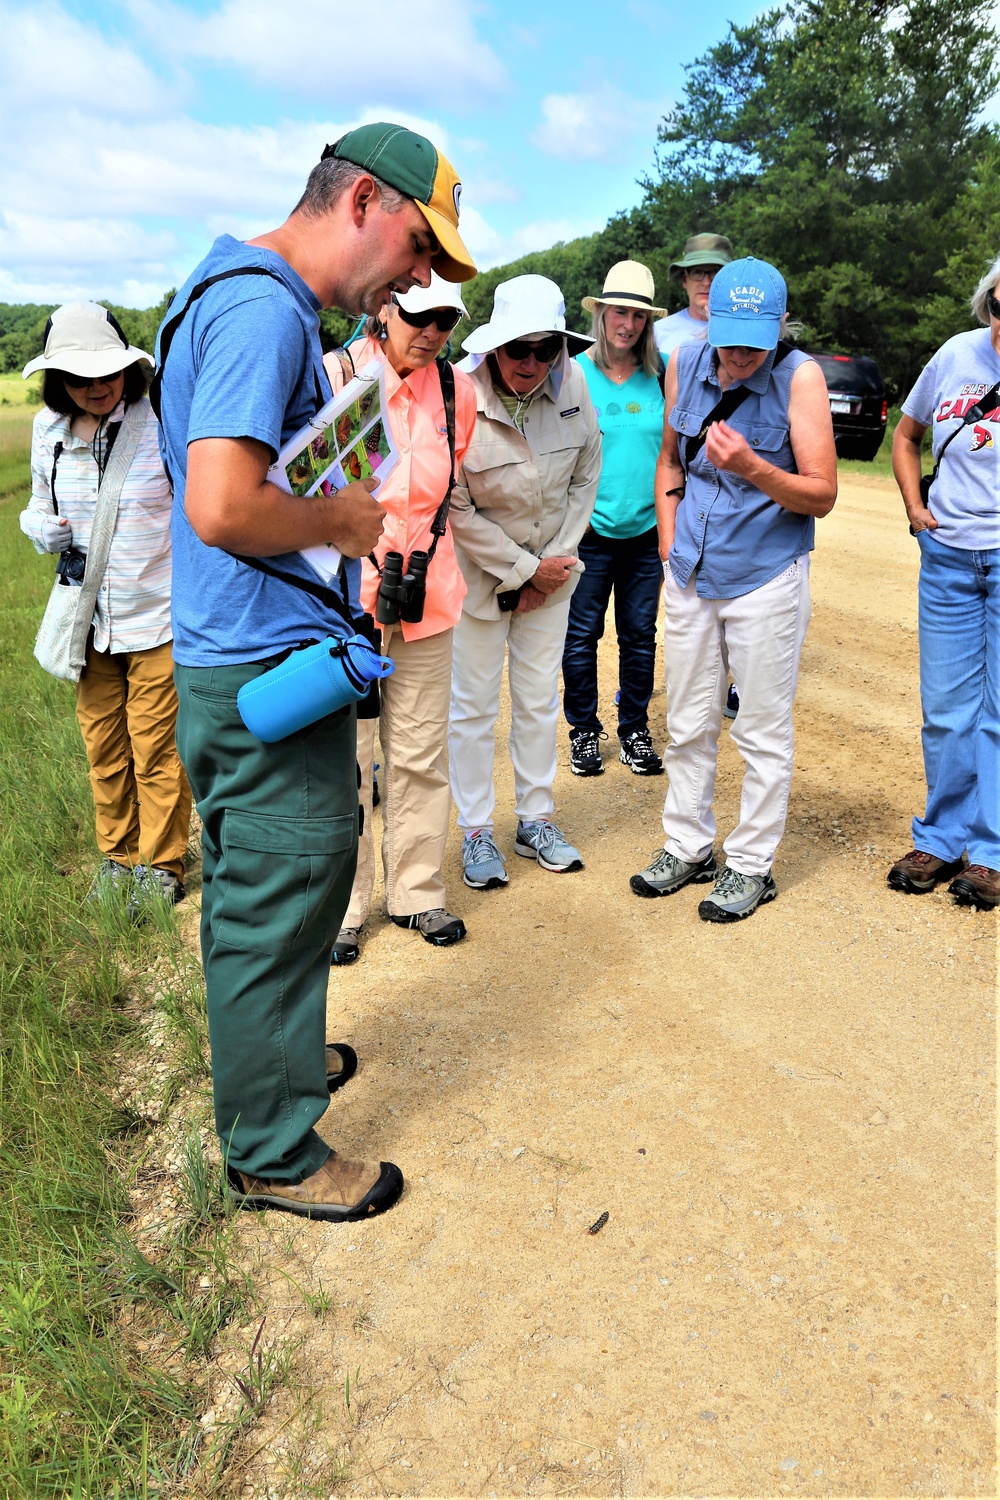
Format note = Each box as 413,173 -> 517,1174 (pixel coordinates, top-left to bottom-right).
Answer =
683,267 -> 718,283
62,370 -> 124,389
391,297 -> 463,332
501,335 -> 564,364
988,290 -> 1000,320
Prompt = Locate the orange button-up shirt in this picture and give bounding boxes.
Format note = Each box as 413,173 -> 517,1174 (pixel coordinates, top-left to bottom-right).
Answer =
324,338 -> 476,642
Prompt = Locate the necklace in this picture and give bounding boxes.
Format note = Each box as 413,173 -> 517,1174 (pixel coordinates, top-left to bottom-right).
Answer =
604,359 -> 637,385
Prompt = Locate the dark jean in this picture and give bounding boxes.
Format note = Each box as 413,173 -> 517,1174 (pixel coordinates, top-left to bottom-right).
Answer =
912,531 -> 1000,867
561,525 -> 662,738
175,661 -> 359,1182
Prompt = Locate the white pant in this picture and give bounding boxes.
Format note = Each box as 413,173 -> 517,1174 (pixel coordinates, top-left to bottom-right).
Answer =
449,599 -> 572,831
346,627 -> 454,926
661,557 -> 811,875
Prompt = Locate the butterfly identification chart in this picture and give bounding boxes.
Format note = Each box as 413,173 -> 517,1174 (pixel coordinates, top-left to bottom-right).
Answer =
269,358 -> 398,583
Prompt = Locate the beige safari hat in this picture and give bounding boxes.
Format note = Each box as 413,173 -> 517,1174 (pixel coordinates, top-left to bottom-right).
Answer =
22,302 -> 152,379
582,260 -> 668,317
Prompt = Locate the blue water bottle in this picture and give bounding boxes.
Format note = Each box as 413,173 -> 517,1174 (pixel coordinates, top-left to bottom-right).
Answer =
237,634 -> 394,743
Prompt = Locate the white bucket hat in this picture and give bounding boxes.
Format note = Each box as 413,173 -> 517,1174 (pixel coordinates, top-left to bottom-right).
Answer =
394,270 -> 468,317
581,260 -> 668,318
462,274 -> 593,356
22,301 -> 153,380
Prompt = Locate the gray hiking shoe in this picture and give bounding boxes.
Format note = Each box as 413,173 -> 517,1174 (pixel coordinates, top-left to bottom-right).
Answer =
514,819 -> 583,872
462,829 -> 509,890
630,847 -> 718,897
128,864 -> 185,920
698,865 -> 777,923
86,858 -> 134,903
390,908 -> 467,946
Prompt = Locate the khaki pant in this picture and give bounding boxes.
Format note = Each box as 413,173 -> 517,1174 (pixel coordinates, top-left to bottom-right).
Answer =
75,638 -> 191,879
346,626 -> 454,927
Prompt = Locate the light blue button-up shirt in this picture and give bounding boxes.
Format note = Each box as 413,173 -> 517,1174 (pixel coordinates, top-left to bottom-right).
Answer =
668,340 -> 815,599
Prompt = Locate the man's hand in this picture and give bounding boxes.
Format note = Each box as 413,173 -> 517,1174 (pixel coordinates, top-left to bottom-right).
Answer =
704,420 -> 756,479
531,555 -> 577,594
40,515 -> 73,552
514,583 -> 547,613
325,478 -> 386,557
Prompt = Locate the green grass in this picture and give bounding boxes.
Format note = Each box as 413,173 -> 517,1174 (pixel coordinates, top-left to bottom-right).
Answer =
0,418 -> 265,1494
0,376 -> 39,502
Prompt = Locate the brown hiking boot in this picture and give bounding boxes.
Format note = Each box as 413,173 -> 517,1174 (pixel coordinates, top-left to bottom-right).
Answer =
948,865 -> 1000,911
887,849 -> 965,895
325,1042 -> 358,1094
227,1152 -> 403,1222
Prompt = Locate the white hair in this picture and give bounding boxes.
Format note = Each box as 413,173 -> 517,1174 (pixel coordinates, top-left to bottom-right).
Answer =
970,250 -> 1000,325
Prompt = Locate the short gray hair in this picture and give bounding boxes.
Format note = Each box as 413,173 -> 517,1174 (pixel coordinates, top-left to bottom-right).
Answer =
590,305 -> 661,380
970,250 -> 1000,326
294,156 -> 408,219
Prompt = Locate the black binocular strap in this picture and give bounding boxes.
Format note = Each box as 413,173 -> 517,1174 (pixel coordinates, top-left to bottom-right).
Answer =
682,341 -> 792,472
924,377 -> 1000,489
367,356 -> 457,578
229,552 -> 357,631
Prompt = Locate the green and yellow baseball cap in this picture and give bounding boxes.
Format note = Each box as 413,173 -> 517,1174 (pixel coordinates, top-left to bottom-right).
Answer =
325,123 -> 476,283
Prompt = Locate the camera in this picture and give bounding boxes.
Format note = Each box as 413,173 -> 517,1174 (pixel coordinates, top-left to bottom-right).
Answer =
375,550 -> 430,625
56,547 -> 88,586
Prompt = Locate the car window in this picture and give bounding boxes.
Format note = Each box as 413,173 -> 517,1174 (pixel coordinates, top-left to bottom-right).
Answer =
810,353 -> 884,396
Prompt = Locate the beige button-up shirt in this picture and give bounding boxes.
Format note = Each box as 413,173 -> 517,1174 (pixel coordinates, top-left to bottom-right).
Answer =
449,358 -> 602,620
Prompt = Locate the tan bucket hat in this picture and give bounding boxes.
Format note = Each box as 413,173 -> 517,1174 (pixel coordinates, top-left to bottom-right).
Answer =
582,260 -> 668,317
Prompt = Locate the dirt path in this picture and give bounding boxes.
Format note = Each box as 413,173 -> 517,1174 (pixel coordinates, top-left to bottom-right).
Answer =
239,475 -> 995,1498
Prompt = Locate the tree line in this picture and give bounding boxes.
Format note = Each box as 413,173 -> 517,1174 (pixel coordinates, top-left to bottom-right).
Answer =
4,0 -> 997,403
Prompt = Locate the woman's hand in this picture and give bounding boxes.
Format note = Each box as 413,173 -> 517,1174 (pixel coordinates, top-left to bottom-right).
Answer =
40,515 -> 73,552
892,415 -> 938,531
704,419 -> 756,478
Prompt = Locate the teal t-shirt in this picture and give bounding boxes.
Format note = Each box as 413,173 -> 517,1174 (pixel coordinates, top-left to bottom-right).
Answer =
576,354 -> 663,538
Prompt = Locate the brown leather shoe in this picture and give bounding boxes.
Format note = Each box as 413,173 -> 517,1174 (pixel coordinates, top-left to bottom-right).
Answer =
227,1152 -> 403,1221
948,865 -> 1000,911
887,849 -> 965,894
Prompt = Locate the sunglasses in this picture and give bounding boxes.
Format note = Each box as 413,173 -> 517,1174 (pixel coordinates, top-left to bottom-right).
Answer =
502,335 -> 564,364
988,290 -> 1000,320
391,297 -> 463,333
62,370 -> 124,390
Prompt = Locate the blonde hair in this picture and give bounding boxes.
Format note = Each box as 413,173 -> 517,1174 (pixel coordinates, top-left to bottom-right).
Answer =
590,305 -> 661,379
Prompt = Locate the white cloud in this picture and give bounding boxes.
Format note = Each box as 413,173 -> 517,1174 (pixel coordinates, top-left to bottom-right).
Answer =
461,207 -> 606,270
1,1 -> 175,115
129,0 -> 506,105
531,89 -> 670,162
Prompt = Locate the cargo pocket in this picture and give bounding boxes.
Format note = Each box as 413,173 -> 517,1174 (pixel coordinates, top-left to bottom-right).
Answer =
216,810 -> 357,955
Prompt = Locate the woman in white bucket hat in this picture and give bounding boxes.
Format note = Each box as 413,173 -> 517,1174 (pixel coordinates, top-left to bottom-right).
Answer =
563,260 -> 668,779
447,275 -> 602,890
20,302 -> 191,909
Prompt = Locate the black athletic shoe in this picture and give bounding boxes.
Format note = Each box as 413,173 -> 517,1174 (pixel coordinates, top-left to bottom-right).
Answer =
619,728 -> 664,775
569,727 -> 606,776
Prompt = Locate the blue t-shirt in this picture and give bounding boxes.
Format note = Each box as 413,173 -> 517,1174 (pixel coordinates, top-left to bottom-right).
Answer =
902,327 -> 1000,553
157,234 -> 359,667
652,307 -> 709,358
576,354 -> 663,538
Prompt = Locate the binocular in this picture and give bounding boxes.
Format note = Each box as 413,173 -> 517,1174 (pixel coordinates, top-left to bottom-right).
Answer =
375,550 -> 430,625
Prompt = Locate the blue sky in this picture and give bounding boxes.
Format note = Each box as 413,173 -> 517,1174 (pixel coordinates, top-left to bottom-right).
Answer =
4,1 -> 995,310
0,0 -> 775,307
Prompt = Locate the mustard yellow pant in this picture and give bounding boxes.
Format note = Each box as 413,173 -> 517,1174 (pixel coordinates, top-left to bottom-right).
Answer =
74,638 -> 191,879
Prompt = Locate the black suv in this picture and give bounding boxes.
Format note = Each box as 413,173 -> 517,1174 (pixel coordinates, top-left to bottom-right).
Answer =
808,350 -> 888,461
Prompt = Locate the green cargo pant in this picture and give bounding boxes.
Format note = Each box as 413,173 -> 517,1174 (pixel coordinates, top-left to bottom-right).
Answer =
175,661 -> 358,1182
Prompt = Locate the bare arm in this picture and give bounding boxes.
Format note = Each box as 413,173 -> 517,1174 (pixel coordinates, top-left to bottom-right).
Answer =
654,350 -> 685,560
892,414 -> 936,531
703,359 -> 837,517
184,436 -> 386,557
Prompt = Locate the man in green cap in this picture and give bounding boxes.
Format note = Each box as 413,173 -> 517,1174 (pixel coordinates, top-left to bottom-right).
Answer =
653,233 -> 733,359
155,124 -> 475,1224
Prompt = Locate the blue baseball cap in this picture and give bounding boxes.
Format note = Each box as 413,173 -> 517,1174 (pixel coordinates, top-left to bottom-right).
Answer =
707,256 -> 787,350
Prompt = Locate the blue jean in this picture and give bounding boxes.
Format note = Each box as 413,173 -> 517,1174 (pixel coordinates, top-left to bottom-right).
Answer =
912,532 -> 1000,867
562,525 -> 662,738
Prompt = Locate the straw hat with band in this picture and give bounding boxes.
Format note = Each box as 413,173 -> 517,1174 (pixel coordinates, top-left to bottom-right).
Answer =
463,275 -> 593,358
669,233 -> 734,278
325,123 -> 476,284
23,302 -> 153,380
581,260 -> 668,318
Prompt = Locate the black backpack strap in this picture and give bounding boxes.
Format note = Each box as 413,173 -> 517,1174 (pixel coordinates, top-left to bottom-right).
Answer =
925,377 -> 1000,489
228,553 -> 358,631
682,340 -> 793,472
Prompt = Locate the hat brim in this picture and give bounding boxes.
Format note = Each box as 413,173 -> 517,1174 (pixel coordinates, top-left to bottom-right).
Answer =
582,293 -> 669,318
707,313 -> 780,351
462,318 -> 593,356
22,346 -> 153,380
416,202 -> 477,284
669,254 -> 732,276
